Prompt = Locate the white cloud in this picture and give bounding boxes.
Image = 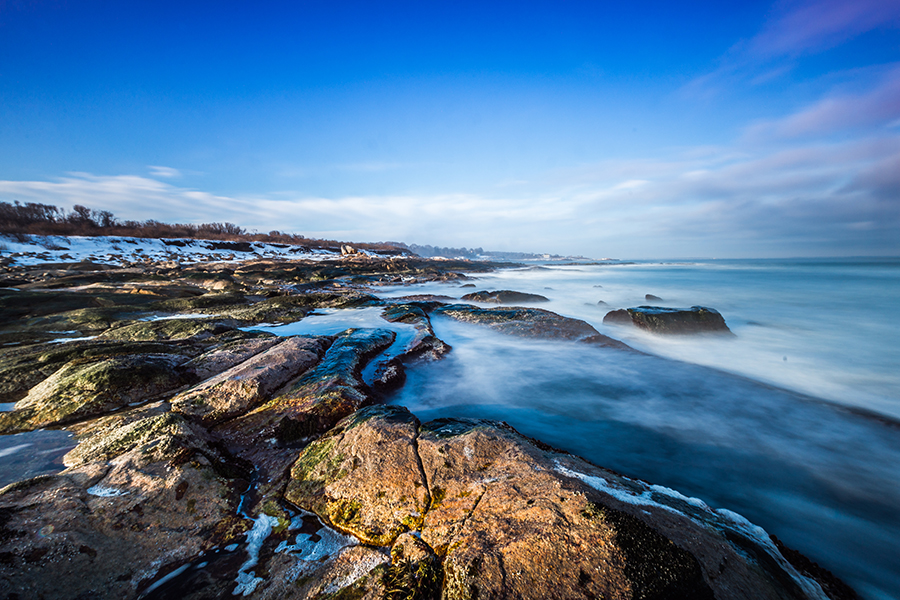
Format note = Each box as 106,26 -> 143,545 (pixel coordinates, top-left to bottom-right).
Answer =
148,166 -> 182,178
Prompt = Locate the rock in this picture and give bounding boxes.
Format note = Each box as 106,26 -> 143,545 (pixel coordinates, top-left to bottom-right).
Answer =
171,336 -> 329,426
646,294 -> 663,301
180,334 -> 282,381
285,405 -> 430,546
371,356 -> 407,394
604,306 -> 733,334
0,410 -> 248,600
597,299 -> 608,306
219,328 -> 395,446
0,354 -> 190,433
434,303 -> 607,342
460,290 -> 549,304
99,318 -> 235,341
381,303 -> 451,361
284,409 -> 848,600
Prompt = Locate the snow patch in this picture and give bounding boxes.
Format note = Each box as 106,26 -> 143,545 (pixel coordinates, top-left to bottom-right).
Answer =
87,485 -> 129,497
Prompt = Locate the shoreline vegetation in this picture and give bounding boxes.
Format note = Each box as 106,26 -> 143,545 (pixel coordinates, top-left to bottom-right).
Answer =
0,219 -> 860,598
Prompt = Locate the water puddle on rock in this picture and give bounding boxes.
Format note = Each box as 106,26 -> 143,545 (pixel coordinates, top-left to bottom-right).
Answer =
0,428 -> 76,488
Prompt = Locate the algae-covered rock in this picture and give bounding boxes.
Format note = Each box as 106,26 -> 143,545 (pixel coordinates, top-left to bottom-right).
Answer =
434,303 -> 604,341
604,305 -> 733,335
225,291 -> 381,324
99,317 -> 236,341
285,405 -> 430,546
172,336 -> 328,426
0,354 -> 189,433
460,290 -> 550,304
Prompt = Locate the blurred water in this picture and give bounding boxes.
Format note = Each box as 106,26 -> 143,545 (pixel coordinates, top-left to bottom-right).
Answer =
380,258 -> 900,420
378,258 -> 900,599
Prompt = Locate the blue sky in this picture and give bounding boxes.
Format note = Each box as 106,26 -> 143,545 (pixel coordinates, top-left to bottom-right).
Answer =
1,0 -> 899,258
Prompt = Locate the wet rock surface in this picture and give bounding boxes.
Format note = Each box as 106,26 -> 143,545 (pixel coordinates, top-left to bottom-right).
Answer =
460,290 -> 550,304
434,303 -> 610,342
0,253 -> 853,599
604,305 -> 734,335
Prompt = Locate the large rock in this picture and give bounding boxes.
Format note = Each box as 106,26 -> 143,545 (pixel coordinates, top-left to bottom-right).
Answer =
285,405 -> 430,547
284,407 -> 848,600
604,306 -> 733,334
171,336 -> 328,426
99,317 -> 235,341
0,354 -> 189,433
460,290 -> 550,304
220,328 -> 395,446
435,303 -> 622,344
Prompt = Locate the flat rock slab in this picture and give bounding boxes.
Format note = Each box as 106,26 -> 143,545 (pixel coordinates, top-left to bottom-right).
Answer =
172,336 -> 329,426
435,303 -> 604,341
460,290 -> 550,304
604,306 -> 733,334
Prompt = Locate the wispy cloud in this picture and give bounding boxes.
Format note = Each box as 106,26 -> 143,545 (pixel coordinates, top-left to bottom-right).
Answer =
148,166 -> 182,178
681,0 -> 900,98
745,68 -> 900,139
747,0 -> 900,59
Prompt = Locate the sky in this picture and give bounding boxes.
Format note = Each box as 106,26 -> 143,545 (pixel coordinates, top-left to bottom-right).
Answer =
1,0 -> 899,258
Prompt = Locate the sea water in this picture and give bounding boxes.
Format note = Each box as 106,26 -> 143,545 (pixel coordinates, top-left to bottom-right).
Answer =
378,257 -> 900,600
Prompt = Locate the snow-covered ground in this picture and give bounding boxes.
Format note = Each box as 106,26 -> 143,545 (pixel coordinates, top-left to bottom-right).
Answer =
0,234 -> 384,266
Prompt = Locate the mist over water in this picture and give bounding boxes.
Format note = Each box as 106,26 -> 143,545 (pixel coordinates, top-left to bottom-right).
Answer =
379,258 -> 900,600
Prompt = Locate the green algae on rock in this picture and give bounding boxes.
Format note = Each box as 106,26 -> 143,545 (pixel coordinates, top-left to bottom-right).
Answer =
0,354 -> 190,433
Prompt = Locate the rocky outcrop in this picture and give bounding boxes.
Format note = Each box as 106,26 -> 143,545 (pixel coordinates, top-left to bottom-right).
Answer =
0,354 -> 190,434
435,303 -> 626,346
218,328 -> 395,447
604,306 -> 733,334
285,406 -> 840,600
460,290 -> 549,304
381,302 -> 451,361
171,336 -> 329,426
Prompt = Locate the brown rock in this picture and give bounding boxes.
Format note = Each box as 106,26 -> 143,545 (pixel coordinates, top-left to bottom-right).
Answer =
284,405 -> 429,546
171,336 -> 328,426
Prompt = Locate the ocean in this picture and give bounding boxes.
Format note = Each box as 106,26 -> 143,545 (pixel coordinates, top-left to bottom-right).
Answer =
373,257 -> 900,600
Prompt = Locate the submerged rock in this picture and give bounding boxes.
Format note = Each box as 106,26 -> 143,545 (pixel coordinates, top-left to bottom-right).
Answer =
604,306 -> 733,334
434,303 -> 608,342
460,289 -> 550,304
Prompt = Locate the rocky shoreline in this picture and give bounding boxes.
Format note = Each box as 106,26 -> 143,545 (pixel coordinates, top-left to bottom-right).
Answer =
0,254 -> 858,599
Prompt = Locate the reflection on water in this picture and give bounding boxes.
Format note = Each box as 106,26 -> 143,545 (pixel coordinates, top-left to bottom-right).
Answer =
389,317 -> 900,600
